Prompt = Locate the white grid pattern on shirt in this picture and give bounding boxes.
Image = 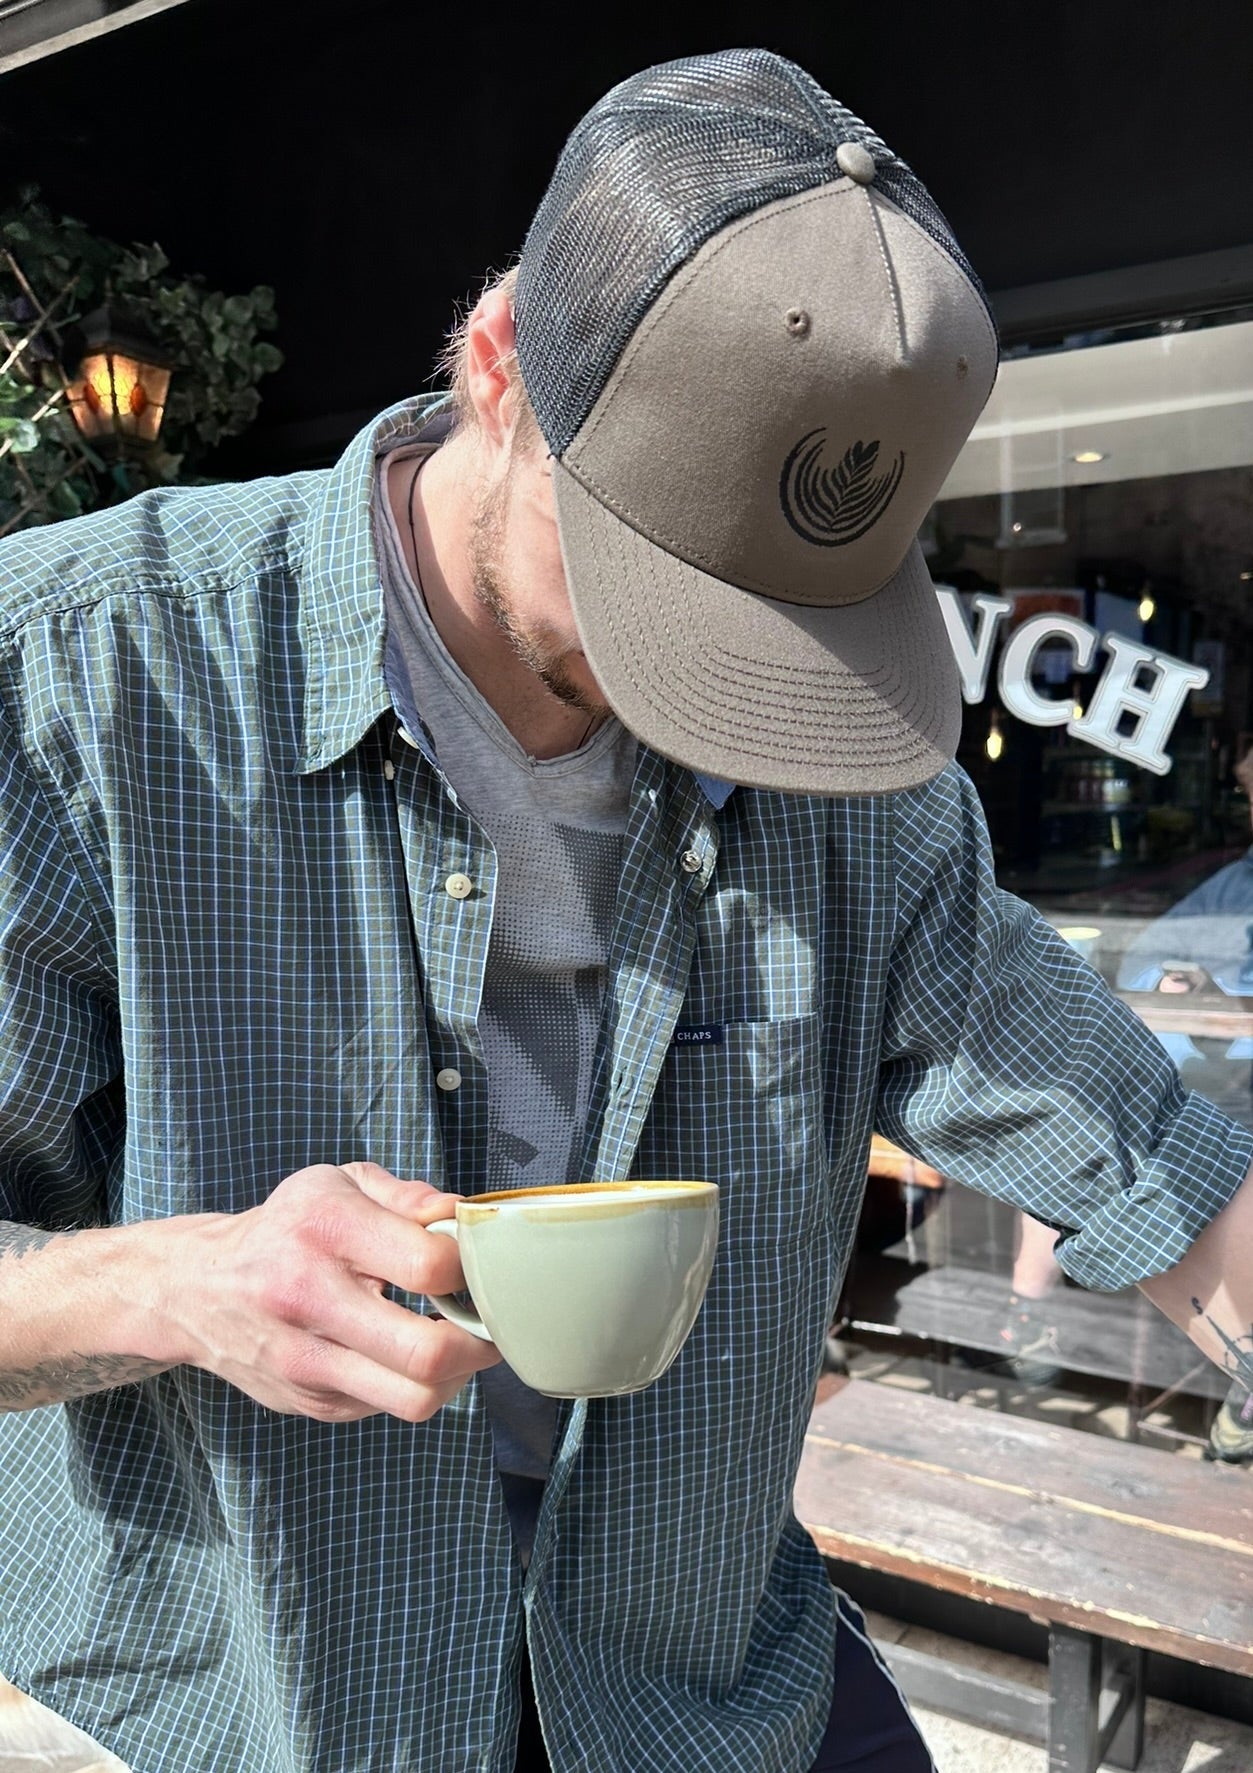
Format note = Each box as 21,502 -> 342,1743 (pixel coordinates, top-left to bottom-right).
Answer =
0,396 -> 1247,1771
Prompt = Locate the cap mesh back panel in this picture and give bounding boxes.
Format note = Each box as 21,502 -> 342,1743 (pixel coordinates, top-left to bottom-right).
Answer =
516,48 -> 994,457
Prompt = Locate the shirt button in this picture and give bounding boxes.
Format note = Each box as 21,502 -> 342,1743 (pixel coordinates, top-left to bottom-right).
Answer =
435,1067 -> 462,1092
680,849 -> 703,874
444,872 -> 473,899
383,759 -> 395,781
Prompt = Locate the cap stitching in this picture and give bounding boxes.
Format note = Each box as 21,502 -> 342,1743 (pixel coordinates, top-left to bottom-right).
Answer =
862,186 -> 907,361
575,182 -> 854,459
584,523 -> 941,760
621,591 -> 912,743
560,458 -> 905,608
590,496 -> 930,709
670,561 -> 932,742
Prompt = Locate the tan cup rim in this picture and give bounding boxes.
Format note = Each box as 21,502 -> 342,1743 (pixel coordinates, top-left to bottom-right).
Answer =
457,1180 -> 717,1216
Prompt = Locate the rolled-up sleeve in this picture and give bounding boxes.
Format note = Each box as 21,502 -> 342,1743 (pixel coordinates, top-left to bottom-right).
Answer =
875,764 -> 1253,1291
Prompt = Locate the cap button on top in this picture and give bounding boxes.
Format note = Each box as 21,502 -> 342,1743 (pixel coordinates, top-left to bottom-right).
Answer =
835,141 -> 876,185
444,871 -> 473,900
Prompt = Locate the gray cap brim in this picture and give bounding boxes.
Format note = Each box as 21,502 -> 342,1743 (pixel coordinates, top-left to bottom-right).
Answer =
553,459 -> 962,796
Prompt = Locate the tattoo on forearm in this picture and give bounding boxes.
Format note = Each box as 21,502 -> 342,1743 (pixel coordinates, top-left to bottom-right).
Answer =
0,1352 -> 169,1410
0,1222 -> 64,1259
1191,1296 -> 1253,1393
0,1221 -> 169,1408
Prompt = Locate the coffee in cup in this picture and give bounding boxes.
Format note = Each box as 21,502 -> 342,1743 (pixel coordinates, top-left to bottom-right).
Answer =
425,1180 -> 718,1398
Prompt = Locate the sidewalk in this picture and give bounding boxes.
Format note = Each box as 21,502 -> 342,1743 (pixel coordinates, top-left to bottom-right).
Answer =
869,1611 -> 1253,1772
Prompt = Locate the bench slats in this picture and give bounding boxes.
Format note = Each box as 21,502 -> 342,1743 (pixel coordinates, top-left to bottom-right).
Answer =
796,1381 -> 1253,1677
843,1254 -> 1230,1400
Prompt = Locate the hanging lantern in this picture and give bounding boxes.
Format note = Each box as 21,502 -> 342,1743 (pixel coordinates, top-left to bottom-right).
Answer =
984,708 -> 1004,762
65,307 -> 173,446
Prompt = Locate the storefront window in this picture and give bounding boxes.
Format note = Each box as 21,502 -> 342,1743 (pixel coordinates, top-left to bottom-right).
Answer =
840,307 -> 1253,1461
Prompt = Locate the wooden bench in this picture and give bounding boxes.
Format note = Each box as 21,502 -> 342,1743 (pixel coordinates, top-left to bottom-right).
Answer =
839,1249 -> 1231,1406
795,1378 -> 1253,1772
843,1151 -> 1232,1415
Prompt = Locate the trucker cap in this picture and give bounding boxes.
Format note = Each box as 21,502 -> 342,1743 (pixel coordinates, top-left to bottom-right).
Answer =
513,48 -> 998,794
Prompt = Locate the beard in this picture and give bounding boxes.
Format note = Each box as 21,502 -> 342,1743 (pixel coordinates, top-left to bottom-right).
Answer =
467,464 -> 609,721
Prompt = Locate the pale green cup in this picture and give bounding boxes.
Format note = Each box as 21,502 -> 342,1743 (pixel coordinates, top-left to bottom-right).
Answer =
425,1181 -> 719,1398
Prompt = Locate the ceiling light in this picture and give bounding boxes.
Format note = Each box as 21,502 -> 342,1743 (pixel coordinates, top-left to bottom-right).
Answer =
1070,450 -> 1108,464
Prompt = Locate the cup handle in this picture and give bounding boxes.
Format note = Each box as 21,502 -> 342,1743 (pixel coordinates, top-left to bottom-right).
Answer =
424,1219 -> 495,1342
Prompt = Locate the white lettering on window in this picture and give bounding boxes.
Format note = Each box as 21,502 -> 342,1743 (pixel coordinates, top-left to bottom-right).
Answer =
931,587 -> 1210,775
935,589 -> 1012,703
999,615 -> 1099,726
1067,636 -> 1210,775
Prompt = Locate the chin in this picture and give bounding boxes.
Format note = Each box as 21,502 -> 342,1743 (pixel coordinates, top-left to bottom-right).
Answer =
542,651 -> 611,717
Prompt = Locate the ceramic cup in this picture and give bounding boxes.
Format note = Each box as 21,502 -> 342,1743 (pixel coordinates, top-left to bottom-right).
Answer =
425,1180 -> 719,1397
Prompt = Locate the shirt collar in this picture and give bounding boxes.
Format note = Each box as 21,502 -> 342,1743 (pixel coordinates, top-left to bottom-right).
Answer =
297,393 -> 451,773
695,775 -> 736,809
297,394 -> 738,812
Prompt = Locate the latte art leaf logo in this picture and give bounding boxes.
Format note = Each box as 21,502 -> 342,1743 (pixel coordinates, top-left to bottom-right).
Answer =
780,430 -> 905,547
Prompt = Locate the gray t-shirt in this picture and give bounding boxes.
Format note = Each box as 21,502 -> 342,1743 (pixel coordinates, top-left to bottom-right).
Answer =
375,449 -> 635,1504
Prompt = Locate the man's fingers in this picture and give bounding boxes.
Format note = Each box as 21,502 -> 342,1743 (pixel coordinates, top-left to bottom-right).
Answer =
289,1313 -> 501,1423
339,1161 -> 454,1223
179,1162 -> 492,1424
319,1282 -> 499,1385
299,1167 -> 464,1295
328,1202 -> 467,1298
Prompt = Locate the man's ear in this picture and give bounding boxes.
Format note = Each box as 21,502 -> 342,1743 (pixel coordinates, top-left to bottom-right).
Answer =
463,287 -> 519,456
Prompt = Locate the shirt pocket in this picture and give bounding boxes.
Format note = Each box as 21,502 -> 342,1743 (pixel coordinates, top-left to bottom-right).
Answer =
635,1012 -> 841,1418
637,1012 -> 832,1253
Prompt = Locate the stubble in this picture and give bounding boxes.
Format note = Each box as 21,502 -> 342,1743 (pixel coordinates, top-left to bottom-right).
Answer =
467,465 -> 605,719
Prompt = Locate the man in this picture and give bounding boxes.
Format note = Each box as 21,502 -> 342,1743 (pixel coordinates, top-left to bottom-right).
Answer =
0,47 -> 1250,1773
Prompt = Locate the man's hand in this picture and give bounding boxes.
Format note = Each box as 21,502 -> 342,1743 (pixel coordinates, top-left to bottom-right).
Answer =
0,1163 -> 501,1422
163,1162 -> 502,1422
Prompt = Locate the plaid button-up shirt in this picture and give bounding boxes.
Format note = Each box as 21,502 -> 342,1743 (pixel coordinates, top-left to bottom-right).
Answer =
1,397 -> 1248,1773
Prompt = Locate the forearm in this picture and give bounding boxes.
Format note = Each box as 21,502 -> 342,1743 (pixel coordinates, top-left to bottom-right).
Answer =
0,1216 -> 194,1410
1139,1159 -> 1253,1393
0,1165 -> 499,1424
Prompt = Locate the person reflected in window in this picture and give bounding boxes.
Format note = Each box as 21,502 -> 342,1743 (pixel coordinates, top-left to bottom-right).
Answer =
995,1213 -> 1065,1388
1116,747 -> 1253,1463
1119,749 -> 1253,1003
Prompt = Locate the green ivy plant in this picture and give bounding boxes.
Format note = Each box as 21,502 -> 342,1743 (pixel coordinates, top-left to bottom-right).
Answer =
0,190 -> 282,534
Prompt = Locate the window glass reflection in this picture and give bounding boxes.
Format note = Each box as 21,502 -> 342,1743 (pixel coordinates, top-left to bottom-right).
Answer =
835,308 -> 1253,1471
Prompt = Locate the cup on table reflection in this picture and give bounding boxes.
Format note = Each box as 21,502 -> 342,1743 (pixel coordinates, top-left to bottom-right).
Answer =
1057,924 -> 1102,964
